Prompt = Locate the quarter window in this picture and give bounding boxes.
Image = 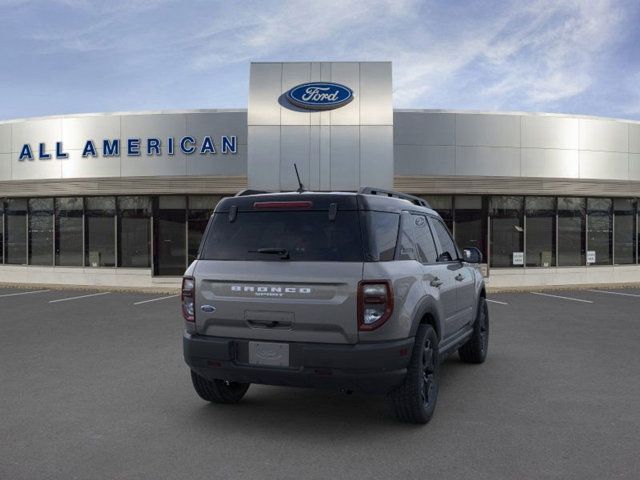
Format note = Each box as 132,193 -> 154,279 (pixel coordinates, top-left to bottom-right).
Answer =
412,214 -> 438,263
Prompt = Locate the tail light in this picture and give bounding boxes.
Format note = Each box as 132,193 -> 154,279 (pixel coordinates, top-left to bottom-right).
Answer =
182,276 -> 195,322
358,280 -> 393,331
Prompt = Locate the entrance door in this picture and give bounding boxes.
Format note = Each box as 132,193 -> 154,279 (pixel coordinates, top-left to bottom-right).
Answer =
154,196 -> 187,276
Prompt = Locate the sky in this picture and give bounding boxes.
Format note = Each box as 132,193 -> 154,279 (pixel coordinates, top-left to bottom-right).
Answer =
1,0 -> 639,121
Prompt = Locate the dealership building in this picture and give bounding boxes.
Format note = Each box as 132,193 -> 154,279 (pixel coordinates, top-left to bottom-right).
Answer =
1,61 -> 640,288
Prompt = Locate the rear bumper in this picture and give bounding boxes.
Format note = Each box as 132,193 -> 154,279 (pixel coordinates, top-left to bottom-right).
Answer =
183,333 -> 414,394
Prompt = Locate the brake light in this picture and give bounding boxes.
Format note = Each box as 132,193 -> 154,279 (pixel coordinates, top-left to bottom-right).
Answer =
358,280 -> 393,331
181,276 -> 195,322
253,201 -> 313,209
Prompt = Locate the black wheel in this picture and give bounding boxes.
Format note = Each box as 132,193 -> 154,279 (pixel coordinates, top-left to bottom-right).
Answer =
389,324 -> 440,424
190,370 -> 250,404
458,297 -> 489,364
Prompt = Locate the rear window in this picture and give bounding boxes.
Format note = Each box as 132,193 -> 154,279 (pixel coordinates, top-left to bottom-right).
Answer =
200,211 -> 364,261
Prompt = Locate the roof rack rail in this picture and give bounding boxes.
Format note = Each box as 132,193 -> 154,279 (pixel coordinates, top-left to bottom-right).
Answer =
234,189 -> 270,197
358,187 -> 431,208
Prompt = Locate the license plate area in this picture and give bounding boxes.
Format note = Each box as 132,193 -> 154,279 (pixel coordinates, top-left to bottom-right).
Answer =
248,341 -> 290,367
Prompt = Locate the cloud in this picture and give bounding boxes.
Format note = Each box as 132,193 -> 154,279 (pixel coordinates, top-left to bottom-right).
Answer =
0,0 -> 637,119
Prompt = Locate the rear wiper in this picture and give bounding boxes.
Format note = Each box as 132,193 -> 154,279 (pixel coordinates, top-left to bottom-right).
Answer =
249,247 -> 290,260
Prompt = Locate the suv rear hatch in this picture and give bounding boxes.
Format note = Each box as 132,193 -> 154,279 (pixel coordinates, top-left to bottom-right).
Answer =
193,195 -> 364,344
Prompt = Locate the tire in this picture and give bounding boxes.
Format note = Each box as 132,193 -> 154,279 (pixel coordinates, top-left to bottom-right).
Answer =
389,324 -> 440,424
458,297 -> 489,364
190,370 -> 250,404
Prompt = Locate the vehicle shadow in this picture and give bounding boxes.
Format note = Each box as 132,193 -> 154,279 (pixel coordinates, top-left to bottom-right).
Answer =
181,357 -> 468,436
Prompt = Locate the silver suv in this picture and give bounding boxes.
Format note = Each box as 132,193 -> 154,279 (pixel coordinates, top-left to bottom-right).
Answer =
182,188 -> 488,424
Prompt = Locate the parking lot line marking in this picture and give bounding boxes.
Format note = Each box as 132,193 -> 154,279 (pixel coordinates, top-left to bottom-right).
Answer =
529,292 -> 593,303
0,289 -> 50,298
49,292 -> 111,303
586,289 -> 640,298
133,294 -> 179,306
486,299 -> 508,305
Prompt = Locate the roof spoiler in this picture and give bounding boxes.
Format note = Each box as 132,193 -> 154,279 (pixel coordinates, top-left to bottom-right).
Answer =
358,187 -> 431,208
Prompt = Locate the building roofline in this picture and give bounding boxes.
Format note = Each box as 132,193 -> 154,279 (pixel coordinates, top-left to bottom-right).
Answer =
0,109 -> 248,125
394,108 -> 640,125
1,107 -> 638,126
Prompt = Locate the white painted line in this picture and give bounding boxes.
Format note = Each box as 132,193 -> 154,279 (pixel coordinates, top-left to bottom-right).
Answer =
529,291 -> 593,304
486,299 -> 508,305
134,294 -> 179,306
586,289 -> 640,298
49,292 -> 111,304
0,289 -> 50,298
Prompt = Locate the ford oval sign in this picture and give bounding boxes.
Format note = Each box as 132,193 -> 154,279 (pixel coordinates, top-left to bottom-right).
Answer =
286,82 -> 354,110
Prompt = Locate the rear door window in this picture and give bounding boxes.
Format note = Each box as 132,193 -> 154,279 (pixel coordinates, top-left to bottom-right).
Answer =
200,211 -> 363,262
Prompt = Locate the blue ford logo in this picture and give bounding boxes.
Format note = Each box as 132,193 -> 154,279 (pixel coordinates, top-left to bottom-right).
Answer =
287,82 -> 354,110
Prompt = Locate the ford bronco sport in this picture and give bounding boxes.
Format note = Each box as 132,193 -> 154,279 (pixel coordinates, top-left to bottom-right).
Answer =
182,188 -> 488,424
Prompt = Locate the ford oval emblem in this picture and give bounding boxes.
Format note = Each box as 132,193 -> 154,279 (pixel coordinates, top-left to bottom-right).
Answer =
287,82 -> 354,110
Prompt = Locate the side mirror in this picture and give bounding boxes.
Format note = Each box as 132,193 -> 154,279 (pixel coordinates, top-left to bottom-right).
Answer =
463,247 -> 483,264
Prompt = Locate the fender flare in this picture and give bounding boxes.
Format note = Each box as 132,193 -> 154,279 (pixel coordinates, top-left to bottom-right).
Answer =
409,295 -> 444,341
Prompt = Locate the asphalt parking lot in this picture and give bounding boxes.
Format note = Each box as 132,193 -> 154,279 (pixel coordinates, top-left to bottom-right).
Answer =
1,286 -> 639,479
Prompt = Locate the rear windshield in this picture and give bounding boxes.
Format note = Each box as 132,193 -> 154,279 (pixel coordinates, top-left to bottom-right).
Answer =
200,211 -> 364,261
199,210 -> 400,262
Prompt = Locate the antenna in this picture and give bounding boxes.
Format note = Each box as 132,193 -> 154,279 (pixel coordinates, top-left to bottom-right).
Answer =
293,163 -> 305,193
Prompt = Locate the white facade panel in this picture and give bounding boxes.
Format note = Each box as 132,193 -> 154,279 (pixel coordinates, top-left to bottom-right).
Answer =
187,144 -> 247,176
521,115 -> 579,149
359,62 -> 393,126
281,63 -> 311,126
393,112 -> 455,146
247,63 -> 282,126
0,124 -> 11,153
394,145 -> 455,176
521,148 -> 579,178
62,149 -> 121,178
579,118 -> 628,152
629,124 -> 640,154
455,146 -> 520,176
455,114 -> 520,147
329,62 -> 360,126
579,151 -> 629,180
11,118 -> 62,153
319,125 -> 331,190
280,126 -> 310,190
247,126 -> 280,191
62,116 -> 121,150
186,112 -> 248,146
330,126 -> 359,189
0,153 -> 10,180
360,126 -> 394,188
12,149 -> 62,180
629,153 -> 640,181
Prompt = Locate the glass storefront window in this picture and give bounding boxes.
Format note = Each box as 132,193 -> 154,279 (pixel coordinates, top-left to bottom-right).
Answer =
118,196 -> 151,268
155,196 -> 186,276
525,197 -> 556,267
454,196 -> 486,261
558,197 -> 586,266
5,198 -> 27,265
587,198 -> 612,266
28,198 -> 53,265
55,197 -> 84,266
85,197 -> 115,267
421,195 -> 453,230
614,198 -> 636,265
188,196 -> 220,264
489,196 -> 524,268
